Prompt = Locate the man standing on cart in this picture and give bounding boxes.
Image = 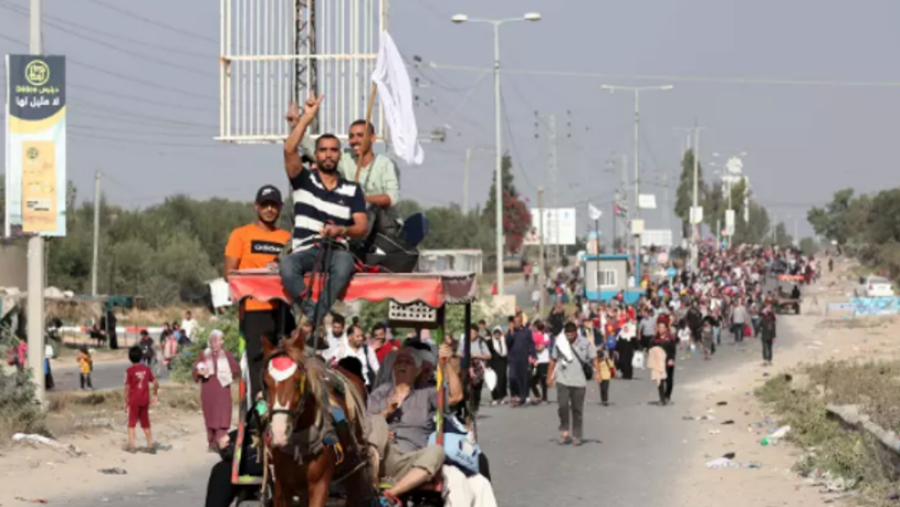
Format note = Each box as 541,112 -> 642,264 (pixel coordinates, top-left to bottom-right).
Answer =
282,94 -> 369,327
224,185 -> 293,400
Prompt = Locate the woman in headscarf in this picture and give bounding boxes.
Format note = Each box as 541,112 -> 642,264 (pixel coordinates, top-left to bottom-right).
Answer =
648,321 -> 677,406
162,330 -> 179,370
485,326 -> 508,406
193,330 -> 239,451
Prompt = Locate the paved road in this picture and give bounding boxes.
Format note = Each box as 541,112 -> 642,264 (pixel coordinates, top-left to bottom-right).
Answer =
51,356 -> 170,392
56,317 -> 791,507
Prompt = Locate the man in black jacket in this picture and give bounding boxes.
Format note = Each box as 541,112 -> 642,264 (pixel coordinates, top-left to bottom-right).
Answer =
506,313 -> 536,407
546,301 -> 566,337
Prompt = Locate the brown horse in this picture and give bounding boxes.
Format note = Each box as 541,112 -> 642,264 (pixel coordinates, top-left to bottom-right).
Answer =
260,335 -> 376,507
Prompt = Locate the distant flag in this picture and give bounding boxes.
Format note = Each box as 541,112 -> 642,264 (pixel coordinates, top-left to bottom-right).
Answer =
614,203 -> 628,217
588,203 -> 603,221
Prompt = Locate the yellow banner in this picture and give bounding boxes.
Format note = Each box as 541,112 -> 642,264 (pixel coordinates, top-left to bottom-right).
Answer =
21,141 -> 57,233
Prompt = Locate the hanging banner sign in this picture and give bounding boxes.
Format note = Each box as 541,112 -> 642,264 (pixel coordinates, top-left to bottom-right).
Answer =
5,54 -> 67,237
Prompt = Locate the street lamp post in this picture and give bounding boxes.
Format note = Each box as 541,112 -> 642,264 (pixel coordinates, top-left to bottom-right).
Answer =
452,12 -> 541,296
600,84 -> 672,282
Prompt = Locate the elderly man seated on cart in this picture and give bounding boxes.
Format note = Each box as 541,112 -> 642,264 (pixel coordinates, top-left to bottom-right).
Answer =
367,345 -> 498,507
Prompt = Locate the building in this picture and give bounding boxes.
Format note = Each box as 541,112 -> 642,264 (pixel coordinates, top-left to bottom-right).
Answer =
582,254 -> 643,304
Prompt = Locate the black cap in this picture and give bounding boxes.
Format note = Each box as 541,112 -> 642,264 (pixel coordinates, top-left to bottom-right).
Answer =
255,185 -> 283,205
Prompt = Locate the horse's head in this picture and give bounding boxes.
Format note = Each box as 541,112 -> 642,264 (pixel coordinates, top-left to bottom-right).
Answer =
261,335 -> 309,449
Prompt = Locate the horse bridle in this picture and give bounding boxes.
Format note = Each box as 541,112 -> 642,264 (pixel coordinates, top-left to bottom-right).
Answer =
260,352 -> 309,423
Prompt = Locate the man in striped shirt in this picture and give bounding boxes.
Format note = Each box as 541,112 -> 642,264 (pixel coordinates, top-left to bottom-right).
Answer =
281,93 -> 369,325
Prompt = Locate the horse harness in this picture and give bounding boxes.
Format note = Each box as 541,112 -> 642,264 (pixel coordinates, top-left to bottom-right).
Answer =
258,353 -> 368,483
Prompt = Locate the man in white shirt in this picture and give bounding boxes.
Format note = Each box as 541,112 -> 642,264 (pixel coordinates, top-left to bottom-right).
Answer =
181,311 -> 199,341
331,324 -> 379,389
323,313 -> 348,359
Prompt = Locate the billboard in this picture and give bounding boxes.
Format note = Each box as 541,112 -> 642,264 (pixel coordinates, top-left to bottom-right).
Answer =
5,55 -> 66,237
523,208 -> 577,246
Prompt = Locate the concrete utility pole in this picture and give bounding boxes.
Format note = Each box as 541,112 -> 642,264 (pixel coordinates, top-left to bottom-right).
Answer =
27,0 -> 46,404
689,121 -> 706,272
451,11 -> 542,296
462,148 -> 471,214
600,85 -> 673,224
548,115 -> 559,262
91,171 -> 101,296
537,186 -> 546,316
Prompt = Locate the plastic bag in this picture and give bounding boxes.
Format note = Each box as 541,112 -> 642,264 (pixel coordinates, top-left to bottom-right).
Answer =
484,368 -> 497,391
632,351 -> 645,370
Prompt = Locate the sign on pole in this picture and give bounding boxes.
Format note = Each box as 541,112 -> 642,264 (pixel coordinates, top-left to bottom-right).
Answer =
689,206 -> 703,225
724,209 -> 735,236
5,55 -> 67,237
638,194 -> 657,209
523,208 -> 577,246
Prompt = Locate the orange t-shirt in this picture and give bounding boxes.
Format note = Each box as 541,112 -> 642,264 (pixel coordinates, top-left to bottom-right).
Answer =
225,223 -> 291,311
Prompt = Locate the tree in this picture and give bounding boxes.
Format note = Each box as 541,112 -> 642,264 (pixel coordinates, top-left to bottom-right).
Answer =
733,200 -> 771,245
807,188 -> 858,246
674,149 -> 706,239
772,222 -> 793,248
482,154 -> 531,255
798,237 -> 819,256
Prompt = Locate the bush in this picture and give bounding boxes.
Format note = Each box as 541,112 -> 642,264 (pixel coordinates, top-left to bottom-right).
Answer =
0,325 -> 48,441
757,362 -> 900,506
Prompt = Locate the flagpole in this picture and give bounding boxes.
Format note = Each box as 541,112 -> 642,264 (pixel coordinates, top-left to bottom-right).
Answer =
612,203 -> 617,253
355,83 -> 378,182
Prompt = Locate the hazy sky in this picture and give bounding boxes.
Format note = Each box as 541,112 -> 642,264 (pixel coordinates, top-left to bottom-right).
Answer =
3,0 -> 900,240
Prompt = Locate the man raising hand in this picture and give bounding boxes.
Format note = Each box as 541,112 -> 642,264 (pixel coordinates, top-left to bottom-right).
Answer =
280,94 -> 369,326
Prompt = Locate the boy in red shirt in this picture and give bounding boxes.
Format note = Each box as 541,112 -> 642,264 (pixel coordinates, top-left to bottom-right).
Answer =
124,346 -> 158,453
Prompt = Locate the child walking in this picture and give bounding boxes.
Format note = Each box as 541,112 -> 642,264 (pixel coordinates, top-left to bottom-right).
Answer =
597,350 -> 616,406
125,346 -> 159,453
77,346 -> 93,390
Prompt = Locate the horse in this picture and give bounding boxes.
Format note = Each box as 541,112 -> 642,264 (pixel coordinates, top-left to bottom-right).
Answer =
260,334 -> 377,507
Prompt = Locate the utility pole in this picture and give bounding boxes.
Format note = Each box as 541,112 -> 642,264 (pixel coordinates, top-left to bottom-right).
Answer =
26,0 -> 46,404
794,217 -> 799,247
91,171 -> 101,296
537,187 -> 546,316
462,148 -> 471,214
689,121 -> 705,272
548,115 -> 559,263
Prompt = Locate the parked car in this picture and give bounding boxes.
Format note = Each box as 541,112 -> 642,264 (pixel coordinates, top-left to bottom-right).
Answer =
855,275 -> 895,297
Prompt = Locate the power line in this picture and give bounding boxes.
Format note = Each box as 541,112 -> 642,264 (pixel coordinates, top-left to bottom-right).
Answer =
67,105 -> 216,130
429,62 -> 900,89
0,0 -> 214,74
0,32 -> 215,102
69,131 -> 223,148
80,0 -> 218,45
499,89 -> 539,192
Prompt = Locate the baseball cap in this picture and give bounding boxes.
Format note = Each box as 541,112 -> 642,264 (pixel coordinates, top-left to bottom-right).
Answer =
255,185 -> 283,205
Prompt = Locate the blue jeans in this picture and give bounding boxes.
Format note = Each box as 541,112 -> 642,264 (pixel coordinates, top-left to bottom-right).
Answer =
279,247 -> 355,324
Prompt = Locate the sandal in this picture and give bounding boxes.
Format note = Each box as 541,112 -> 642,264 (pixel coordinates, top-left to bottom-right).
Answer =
559,433 -> 571,445
571,438 -> 583,446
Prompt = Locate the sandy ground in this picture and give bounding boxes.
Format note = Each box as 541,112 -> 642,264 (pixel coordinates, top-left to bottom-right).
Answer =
677,257 -> 900,506
0,393 -> 219,504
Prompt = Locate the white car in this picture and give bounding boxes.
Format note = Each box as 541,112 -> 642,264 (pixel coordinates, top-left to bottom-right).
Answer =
856,275 -> 895,297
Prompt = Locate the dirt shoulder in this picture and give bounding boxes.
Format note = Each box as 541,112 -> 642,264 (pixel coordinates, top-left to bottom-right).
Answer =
0,386 -> 219,504
676,258 -> 900,507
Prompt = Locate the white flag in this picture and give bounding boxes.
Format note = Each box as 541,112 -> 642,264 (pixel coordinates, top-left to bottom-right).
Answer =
588,203 -> 603,221
371,32 -> 425,165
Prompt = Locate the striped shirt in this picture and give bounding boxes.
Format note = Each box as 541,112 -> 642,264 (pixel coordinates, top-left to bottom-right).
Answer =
290,170 -> 366,252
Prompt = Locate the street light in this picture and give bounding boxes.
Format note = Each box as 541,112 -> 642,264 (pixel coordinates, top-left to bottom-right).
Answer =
451,12 -> 542,296
600,84 -> 673,281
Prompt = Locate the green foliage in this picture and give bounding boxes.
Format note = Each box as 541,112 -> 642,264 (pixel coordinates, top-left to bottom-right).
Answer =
674,149 -> 706,228
798,237 -> 819,256
482,154 -> 532,255
355,301 -> 483,343
41,185 -> 257,304
0,325 -> 48,439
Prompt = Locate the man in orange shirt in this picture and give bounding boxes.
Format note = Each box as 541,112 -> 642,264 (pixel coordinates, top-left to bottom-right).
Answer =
224,185 -> 292,400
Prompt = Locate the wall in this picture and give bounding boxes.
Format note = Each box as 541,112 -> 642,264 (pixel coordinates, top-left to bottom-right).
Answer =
0,238 -> 28,291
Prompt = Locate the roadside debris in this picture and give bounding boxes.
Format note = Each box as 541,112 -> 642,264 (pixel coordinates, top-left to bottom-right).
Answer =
98,467 -> 128,475
15,497 -> 48,504
12,433 -> 83,457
